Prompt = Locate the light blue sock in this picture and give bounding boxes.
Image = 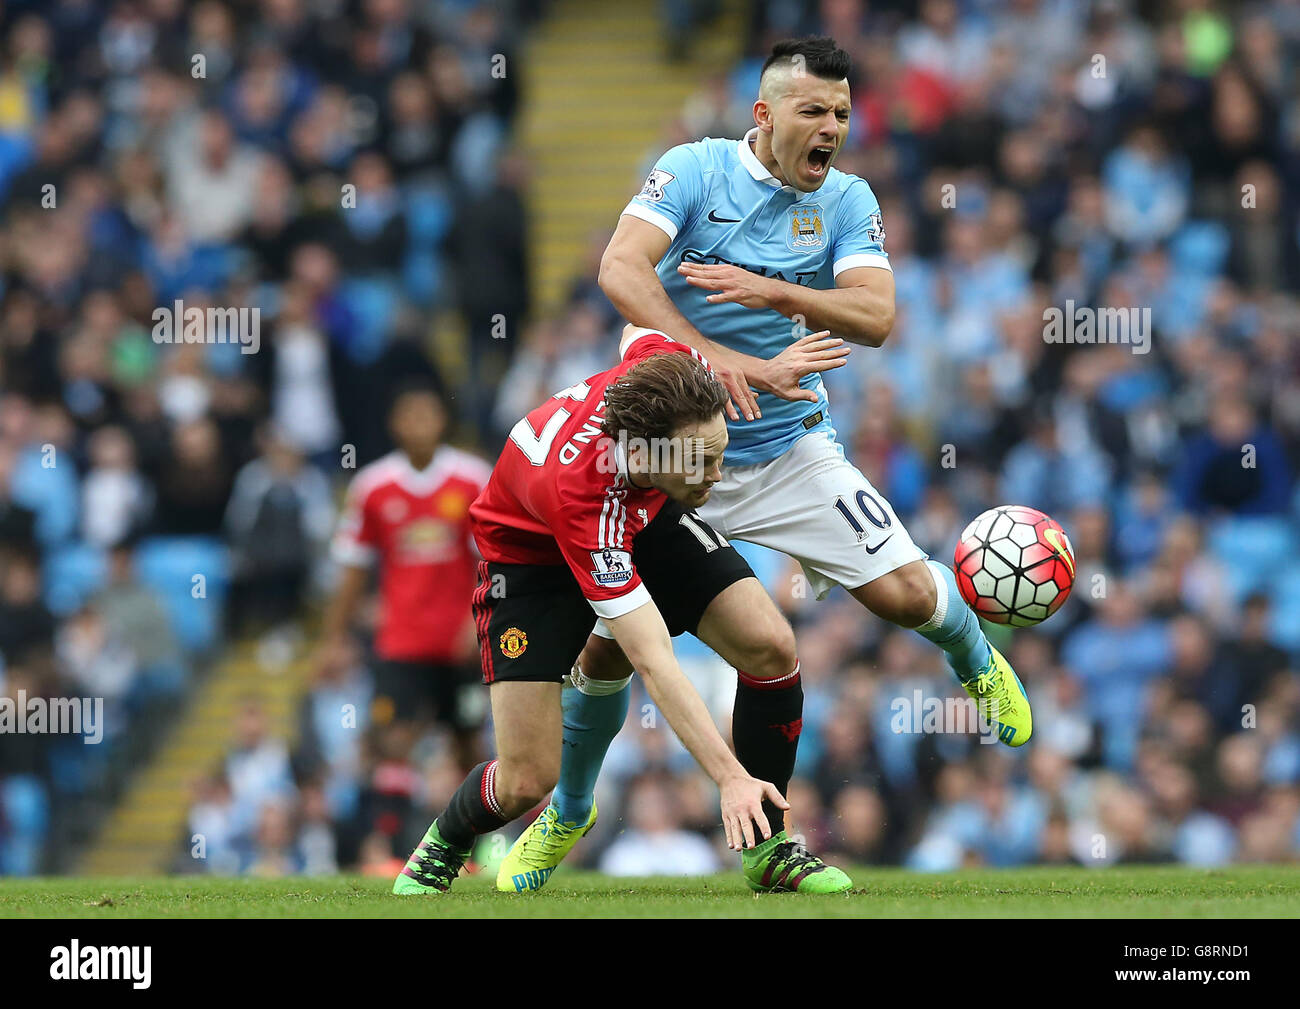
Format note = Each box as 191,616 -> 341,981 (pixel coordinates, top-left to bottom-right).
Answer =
914,560 -> 992,683
552,666 -> 631,826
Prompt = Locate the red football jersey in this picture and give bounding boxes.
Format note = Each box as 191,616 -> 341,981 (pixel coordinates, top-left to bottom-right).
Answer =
471,332 -> 709,619
333,446 -> 491,662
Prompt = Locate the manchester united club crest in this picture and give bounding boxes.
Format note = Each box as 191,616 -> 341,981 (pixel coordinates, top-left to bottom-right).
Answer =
499,627 -> 528,659
436,490 -> 470,521
788,204 -> 826,251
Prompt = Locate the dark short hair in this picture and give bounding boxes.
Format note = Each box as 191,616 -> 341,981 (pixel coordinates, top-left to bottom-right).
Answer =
601,353 -> 727,445
761,36 -> 852,83
388,376 -> 445,415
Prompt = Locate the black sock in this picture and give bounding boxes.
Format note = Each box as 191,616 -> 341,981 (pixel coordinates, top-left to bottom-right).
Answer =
435,759 -> 508,850
732,664 -> 802,838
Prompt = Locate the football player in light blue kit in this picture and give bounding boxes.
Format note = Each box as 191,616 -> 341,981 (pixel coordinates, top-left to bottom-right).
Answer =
500,36 -> 1032,893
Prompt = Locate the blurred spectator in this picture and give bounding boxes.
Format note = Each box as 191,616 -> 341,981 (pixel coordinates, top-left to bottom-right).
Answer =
95,541 -> 185,701
223,697 -> 295,840
599,775 -> 722,876
1173,397 -> 1291,515
224,424 -> 333,633
0,550 -> 54,662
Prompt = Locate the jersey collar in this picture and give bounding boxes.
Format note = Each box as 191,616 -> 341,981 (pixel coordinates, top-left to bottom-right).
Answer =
737,128 -> 786,190
612,437 -> 653,492
394,448 -> 450,494
613,437 -> 631,486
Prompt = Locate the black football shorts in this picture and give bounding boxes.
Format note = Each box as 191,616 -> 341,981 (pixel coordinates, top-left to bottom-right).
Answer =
472,499 -> 753,684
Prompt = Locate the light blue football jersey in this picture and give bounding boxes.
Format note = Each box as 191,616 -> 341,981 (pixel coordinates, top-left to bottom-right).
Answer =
622,128 -> 891,466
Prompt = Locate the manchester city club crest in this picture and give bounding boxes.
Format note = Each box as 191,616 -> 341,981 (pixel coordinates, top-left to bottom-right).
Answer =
787,204 -> 826,251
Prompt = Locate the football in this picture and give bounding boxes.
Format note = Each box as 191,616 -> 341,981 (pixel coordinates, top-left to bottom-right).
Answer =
954,505 -> 1076,627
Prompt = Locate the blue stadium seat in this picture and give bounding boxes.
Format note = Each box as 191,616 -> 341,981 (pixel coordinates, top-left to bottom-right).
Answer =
1270,565 -> 1300,654
402,249 -> 443,307
0,775 -> 48,876
47,735 -> 112,796
42,542 -> 108,616
1207,515 -> 1295,602
1170,220 -> 1230,277
404,185 -> 453,248
338,279 -> 399,365
133,536 -> 230,653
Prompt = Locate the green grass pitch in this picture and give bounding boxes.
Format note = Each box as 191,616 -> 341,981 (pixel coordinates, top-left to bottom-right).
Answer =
2,866 -> 1297,918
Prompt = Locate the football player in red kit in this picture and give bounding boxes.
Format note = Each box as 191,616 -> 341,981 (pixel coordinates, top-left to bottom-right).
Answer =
326,383 -> 490,765
394,327 -> 856,895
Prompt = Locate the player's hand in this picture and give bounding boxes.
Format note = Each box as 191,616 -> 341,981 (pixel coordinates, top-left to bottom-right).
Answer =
694,340 -> 761,422
718,774 -> 789,851
752,330 -> 850,404
711,357 -> 762,423
678,262 -> 776,309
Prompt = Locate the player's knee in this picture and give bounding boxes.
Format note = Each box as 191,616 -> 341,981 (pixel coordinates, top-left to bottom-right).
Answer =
578,634 -> 633,680
859,562 -> 937,628
497,760 -> 558,809
899,564 -> 939,626
735,613 -> 797,681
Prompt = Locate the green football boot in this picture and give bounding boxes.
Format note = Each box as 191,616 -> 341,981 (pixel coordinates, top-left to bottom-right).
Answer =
496,802 -> 597,893
742,831 -> 853,893
392,821 -> 471,895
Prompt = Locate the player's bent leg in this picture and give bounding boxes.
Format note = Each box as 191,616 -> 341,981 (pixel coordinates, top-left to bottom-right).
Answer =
696,577 -> 800,834
847,558 -> 937,629
396,680 -> 562,895
714,433 -> 1031,748
850,559 -> 1032,747
694,578 -> 852,894
695,576 -> 797,678
496,640 -> 629,893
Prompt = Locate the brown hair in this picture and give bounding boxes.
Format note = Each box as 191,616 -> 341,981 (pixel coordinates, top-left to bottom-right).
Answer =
601,352 -> 727,443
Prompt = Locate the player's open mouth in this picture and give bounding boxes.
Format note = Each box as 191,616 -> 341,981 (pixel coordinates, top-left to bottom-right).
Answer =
807,145 -> 833,176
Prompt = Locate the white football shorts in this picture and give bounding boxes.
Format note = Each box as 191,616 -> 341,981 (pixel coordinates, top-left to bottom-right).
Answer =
697,429 -> 925,600
593,428 -> 927,646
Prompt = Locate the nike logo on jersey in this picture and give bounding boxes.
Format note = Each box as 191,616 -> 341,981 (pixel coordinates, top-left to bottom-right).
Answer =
708,210 -> 741,223
863,535 -> 894,555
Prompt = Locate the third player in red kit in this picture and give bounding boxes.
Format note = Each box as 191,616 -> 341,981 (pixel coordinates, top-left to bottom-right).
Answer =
327,383 -> 490,761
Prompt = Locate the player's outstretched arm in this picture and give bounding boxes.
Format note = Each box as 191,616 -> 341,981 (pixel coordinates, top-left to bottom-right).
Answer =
604,599 -> 788,850
677,261 -> 895,348
601,215 -> 765,422
601,216 -> 852,413
770,265 -> 895,347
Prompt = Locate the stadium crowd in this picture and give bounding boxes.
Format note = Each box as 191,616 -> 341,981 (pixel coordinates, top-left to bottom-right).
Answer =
1,0 -> 1299,876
